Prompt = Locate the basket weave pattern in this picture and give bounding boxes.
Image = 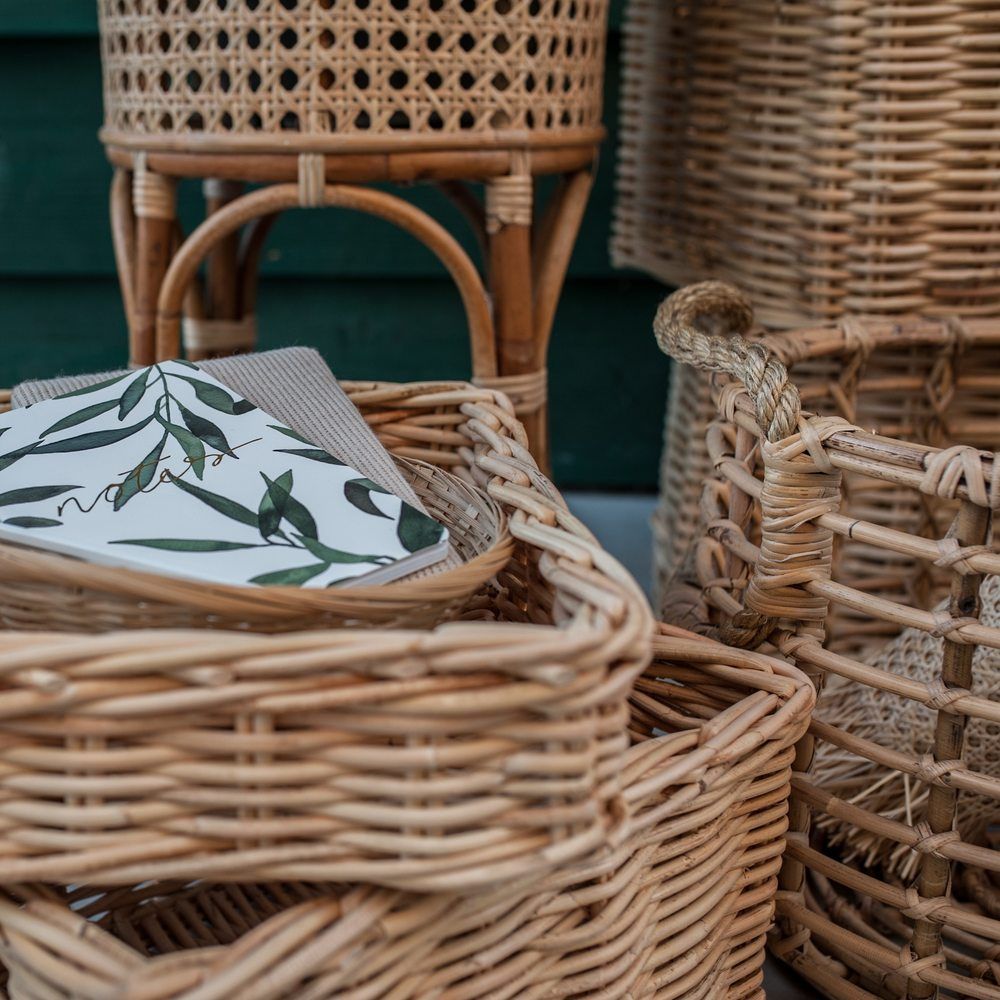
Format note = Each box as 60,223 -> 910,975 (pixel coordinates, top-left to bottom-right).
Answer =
0,625 -> 814,1000
614,0 -> 1000,327
655,282 -> 1000,999
0,380 -> 649,893
99,0 -> 608,150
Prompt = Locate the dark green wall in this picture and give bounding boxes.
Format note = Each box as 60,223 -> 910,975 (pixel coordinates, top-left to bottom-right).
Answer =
0,2 -> 669,489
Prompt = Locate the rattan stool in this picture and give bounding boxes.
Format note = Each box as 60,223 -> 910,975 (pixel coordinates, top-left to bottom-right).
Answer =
97,0 -> 610,468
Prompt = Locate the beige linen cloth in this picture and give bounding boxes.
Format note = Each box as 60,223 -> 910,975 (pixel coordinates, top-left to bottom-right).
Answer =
12,348 -> 460,577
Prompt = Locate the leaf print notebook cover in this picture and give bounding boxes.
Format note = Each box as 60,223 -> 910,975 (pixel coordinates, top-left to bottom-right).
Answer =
0,361 -> 449,588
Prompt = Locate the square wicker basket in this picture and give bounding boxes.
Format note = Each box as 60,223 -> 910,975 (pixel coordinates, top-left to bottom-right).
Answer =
0,379 -> 650,893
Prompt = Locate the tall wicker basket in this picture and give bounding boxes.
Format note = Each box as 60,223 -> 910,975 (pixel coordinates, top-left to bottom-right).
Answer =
654,281 -> 1000,1000
614,0 -> 1000,328
616,0 -> 1000,601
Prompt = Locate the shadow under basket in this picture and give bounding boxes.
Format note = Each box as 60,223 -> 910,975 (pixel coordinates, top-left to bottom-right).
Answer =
0,625 -> 814,1000
0,395 -> 512,634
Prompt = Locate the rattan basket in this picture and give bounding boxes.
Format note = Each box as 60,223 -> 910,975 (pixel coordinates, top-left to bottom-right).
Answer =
0,378 -> 652,893
0,443 -> 512,633
614,0 -> 1000,328
654,281 -> 1000,999
98,0 -> 608,154
0,623 -> 814,1000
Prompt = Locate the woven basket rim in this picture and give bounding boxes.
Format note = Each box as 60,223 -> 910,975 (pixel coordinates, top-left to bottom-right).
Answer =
0,455 -> 511,621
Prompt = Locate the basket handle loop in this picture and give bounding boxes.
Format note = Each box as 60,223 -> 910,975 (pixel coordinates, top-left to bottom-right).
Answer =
653,281 -> 801,444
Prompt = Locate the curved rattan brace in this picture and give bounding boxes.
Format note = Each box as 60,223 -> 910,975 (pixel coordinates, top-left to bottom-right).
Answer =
653,281 -> 819,648
154,184 -> 497,377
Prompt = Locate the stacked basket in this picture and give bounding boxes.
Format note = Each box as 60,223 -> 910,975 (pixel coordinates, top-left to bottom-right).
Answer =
0,361 -> 815,997
655,280 -> 1000,999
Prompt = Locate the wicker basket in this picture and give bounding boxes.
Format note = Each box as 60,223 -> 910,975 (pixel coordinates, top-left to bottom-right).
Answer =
613,0 -> 1000,329
654,281 -> 1000,999
0,623 -> 814,1000
0,378 -> 652,893
98,0 -> 608,154
0,447 -> 512,634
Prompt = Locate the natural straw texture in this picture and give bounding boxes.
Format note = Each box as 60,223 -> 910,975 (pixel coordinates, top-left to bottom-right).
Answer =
655,280 -> 1000,1000
0,377 -> 651,892
614,0 -> 1000,328
98,0 -> 609,154
0,623 -> 815,1000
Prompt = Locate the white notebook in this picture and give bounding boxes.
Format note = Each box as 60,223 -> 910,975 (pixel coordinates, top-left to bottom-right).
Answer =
0,361 -> 449,588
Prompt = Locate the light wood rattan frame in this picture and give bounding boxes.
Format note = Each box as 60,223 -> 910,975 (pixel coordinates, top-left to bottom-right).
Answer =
0,376 -> 651,892
0,624 -> 814,1000
655,281 -> 1000,1000
99,0 -> 611,468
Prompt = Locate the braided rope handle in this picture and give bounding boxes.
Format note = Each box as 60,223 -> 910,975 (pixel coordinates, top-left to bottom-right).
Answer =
653,281 -> 801,443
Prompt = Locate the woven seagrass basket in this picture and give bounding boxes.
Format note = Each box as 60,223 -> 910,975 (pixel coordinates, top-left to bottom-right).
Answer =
98,0 -> 608,154
0,624 -> 814,1000
0,376 -> 651,893
0,386 -> 513,633
614,0 -> 1000,328
655,281 -> 1000,999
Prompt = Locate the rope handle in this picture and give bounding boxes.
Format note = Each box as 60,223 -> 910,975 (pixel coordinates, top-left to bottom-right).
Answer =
653,281 -> 802,443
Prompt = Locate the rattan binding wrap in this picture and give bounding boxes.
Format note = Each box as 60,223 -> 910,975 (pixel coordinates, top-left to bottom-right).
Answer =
0,447 -> 511,633
614,0 -> 1000,328
98,0 -> 608,153
0,377 -> 651,893
655,281 -> 1000,999
0,624 -> 814,1000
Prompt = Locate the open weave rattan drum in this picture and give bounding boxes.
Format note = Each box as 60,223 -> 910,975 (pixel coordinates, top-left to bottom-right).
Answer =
97,0 -> 611,467
0,624 -> 814,1000
655,281 -> 1000,999
99,0 -> 607,152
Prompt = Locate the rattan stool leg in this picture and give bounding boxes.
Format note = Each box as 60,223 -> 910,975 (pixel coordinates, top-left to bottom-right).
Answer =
485,170 -> 541,464
198,178 -> 246,362
131,160 -> 177,368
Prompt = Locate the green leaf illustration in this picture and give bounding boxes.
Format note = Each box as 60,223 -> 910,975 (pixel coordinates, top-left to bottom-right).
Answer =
0,485 -> 80,507
397,503 -> 445,553
41,397 -> 119,437
114,433 -> 166,511
171,359 -> 201,370
257,470 -> 292,539
344,478 -> 391,519
111,538 -> 259,552
275,447 -> 344,466
118,367 -> 150,420
261,471 -> 317,539
33,414 -> 155,454
249,562 -> 330,587
155,412 -> 206,479
0,443 -> 38,473
166,472 -> 259,527
4,516 -> 62,528
53,373 -> 130,399
179,403 -> 235,457
296,534 -> 386,565
171,374 -> 256,415
268,424 -> 313,445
